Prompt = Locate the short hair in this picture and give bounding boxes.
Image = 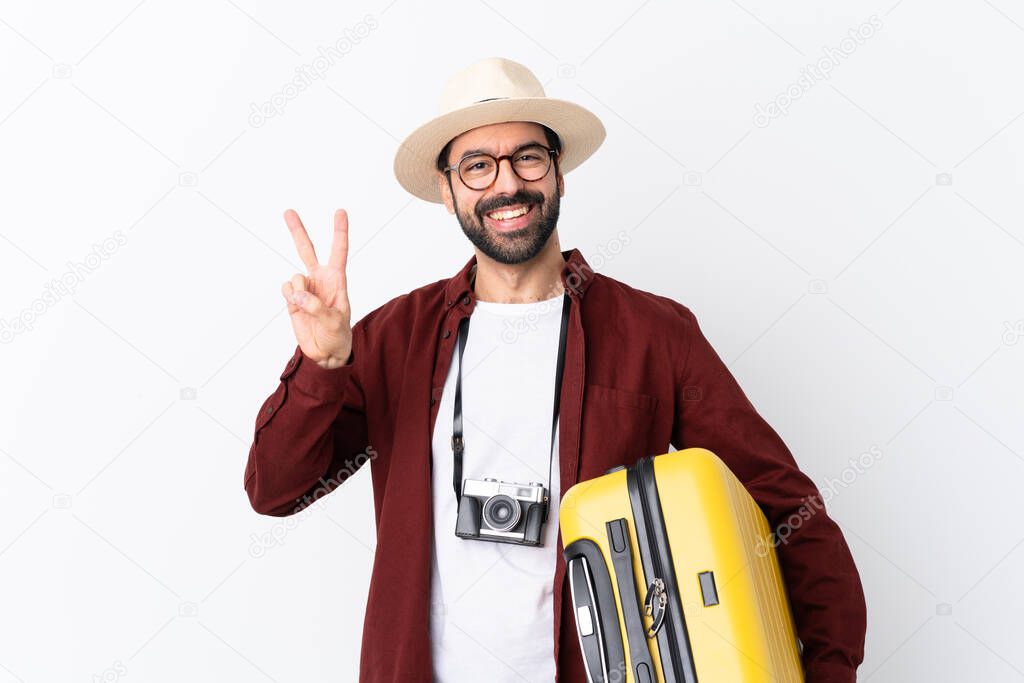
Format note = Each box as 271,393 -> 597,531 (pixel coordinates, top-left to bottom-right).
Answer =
435,123 -> 562,174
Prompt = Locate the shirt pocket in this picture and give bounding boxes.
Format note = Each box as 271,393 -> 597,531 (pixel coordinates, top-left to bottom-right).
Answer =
580,383 -> 659,475
585,383 -> 658,414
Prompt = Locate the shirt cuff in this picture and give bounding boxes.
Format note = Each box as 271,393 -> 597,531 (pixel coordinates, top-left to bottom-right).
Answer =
288,349 -> 354,401
803,660 -> 858,683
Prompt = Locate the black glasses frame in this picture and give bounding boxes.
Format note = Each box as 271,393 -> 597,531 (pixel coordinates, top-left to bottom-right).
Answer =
443,144 -> 559,191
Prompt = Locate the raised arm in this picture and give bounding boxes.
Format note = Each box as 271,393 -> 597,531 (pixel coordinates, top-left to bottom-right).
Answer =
243,209 -> 374,517
670,306 -> 867,682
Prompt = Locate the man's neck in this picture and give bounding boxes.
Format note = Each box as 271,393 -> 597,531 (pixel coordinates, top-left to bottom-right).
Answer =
471,242 -> 566,303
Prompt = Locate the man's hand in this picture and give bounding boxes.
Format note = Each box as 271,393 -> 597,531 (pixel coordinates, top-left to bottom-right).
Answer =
281,208 -> 353,369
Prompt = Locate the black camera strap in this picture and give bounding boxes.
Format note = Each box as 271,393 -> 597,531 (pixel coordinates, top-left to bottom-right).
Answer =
451,290 -> 571,504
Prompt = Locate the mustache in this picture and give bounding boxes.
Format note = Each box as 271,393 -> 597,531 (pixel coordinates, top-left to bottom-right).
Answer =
477,193 -> 543,217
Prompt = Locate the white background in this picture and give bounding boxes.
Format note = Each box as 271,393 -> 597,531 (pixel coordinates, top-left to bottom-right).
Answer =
2,1 -> 1023,681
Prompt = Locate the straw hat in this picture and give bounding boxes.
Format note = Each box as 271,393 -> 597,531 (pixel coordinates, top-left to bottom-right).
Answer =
393,57 -> 606,204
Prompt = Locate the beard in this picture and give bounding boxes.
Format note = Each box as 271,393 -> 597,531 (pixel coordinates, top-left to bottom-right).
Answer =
452,185 -> 560,265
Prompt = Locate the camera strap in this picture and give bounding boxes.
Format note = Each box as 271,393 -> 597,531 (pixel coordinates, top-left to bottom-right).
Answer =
451,290 -> 571,504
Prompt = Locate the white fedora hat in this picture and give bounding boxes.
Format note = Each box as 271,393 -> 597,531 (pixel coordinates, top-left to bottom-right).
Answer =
393,57 -> 606,204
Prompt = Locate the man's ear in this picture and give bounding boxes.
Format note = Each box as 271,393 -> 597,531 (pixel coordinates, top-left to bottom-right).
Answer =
557,169 -> 564,198
439,173 -> 455,214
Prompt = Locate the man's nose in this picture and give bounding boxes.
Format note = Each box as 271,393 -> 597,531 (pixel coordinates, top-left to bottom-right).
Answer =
491,157 -> 525,195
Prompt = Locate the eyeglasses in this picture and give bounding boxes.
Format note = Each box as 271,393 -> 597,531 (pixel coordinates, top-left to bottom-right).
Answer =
444,143 -> 558,191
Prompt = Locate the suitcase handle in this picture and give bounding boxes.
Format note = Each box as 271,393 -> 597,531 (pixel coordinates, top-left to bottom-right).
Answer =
607,518 -> 657,683
564,539 -> 627,683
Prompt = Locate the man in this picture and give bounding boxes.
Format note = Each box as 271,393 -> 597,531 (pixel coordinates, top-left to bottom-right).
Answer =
244,57 -> 866,682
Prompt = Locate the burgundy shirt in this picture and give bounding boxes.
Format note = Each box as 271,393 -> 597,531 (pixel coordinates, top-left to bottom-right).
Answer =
244,247 -> 866,682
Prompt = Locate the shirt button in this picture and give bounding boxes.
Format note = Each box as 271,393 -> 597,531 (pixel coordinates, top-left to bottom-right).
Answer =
287,358 -> 295,366
265,405 -> 274,414
443,329 -> 451,339
430,397 -> 436,406
447,299 -> 453,306
462,296 -> 470,305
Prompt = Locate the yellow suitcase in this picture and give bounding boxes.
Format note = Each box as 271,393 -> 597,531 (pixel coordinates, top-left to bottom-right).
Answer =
559,447 -> 805,683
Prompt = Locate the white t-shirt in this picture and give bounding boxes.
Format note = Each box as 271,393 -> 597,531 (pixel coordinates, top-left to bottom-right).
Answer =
429,291 -> 565,682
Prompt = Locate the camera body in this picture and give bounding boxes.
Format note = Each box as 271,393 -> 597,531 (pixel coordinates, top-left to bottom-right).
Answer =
455,476 -> 548,546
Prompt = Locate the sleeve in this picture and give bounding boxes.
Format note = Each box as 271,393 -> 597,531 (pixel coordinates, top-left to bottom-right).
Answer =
670,306 -> 867,682
243,316 -> 373,517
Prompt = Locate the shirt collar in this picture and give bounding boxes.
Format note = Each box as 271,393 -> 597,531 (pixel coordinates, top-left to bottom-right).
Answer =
443,247 -> 596,307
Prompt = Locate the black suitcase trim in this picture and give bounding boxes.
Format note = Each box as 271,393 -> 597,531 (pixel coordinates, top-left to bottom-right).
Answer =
606,518 -> 657,682
627,456 -> 700,683
565,538 -> 627,683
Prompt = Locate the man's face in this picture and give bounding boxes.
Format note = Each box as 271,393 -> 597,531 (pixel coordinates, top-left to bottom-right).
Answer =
439,121 -> 564,265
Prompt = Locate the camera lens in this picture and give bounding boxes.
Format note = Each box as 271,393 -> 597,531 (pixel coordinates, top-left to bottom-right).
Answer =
482,494 -> 521,532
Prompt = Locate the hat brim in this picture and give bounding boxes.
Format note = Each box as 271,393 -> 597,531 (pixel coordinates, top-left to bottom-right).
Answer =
393,97 -> 606,204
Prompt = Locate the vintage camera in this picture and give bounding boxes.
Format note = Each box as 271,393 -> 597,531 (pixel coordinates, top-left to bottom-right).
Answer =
455,477 -> 548,546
